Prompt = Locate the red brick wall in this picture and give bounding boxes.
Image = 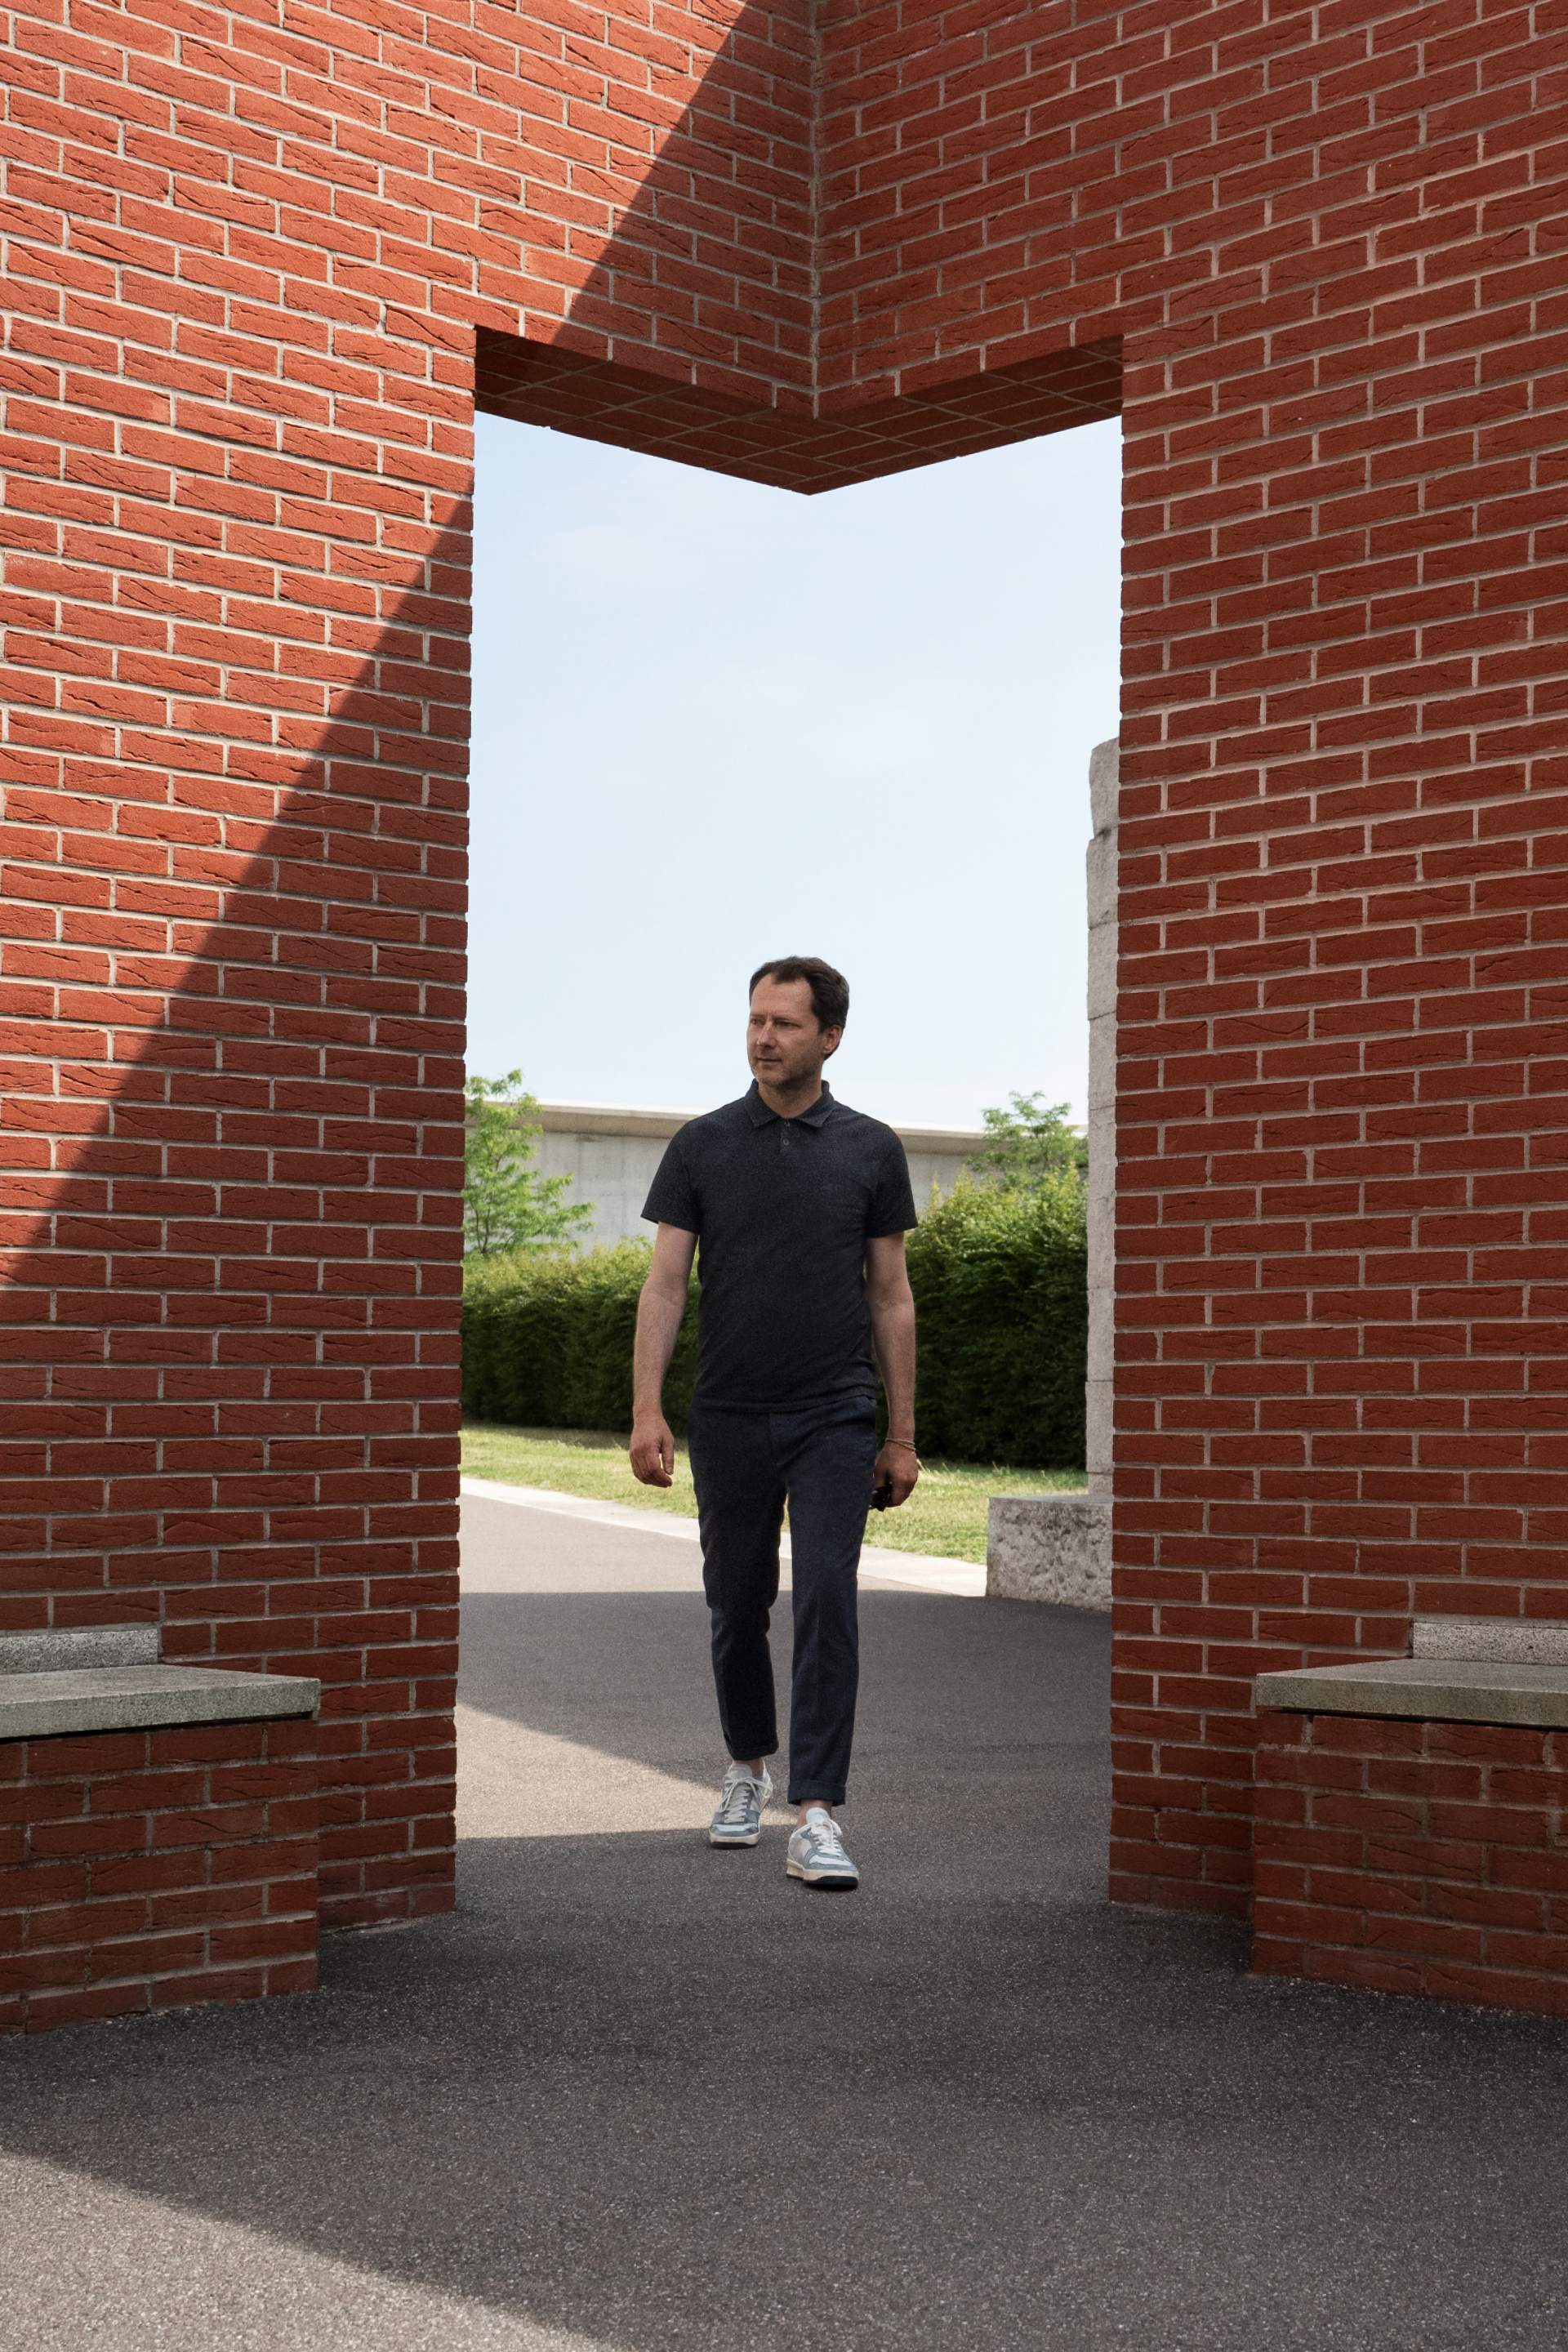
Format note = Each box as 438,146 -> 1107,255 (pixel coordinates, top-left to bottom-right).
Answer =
1098,2 -> 1567,1915
0,1717 -> 317,2033
2,0 -> 1564,1932
1254,1710 -> 1568,2020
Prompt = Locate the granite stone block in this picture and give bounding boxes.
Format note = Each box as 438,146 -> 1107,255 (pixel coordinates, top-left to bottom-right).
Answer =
1089,735 -> 1120,835
987,1494 -> 1111,1609
0,1626 -> 158,1675
1412,1616 -> 1568,1666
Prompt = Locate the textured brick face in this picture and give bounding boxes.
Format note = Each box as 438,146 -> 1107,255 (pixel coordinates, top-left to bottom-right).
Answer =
2,0 -> 1566,1931
0,1718 -> 318,2031
1254,1712 -> 1568,2018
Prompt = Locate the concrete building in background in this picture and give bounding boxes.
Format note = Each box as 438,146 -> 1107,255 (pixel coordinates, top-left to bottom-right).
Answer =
533,1102 -> 987,1250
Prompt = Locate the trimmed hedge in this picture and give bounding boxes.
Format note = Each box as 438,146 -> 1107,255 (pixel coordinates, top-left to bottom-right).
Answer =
902,1176 -> 1086,1468
462,1241 -> 699,1434
461,1174 -> 1087,1467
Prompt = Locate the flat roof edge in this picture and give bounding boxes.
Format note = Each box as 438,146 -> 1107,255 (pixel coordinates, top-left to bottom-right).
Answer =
531,1101 -> 992,1149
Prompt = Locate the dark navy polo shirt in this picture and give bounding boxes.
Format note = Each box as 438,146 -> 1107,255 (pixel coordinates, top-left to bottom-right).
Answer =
641,1081 -> 918,1410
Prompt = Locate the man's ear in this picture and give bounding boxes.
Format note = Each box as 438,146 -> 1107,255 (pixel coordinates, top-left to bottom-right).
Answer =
822,1027 -> 844,1060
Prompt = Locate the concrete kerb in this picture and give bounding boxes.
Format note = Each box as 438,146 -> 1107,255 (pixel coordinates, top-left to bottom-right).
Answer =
457,1476 -> 987,1597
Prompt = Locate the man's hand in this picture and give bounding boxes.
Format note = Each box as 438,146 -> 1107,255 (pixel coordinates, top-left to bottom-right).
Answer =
630,1413 -> 676,1488
630,1226 -> 696,1491
866,1234 -> 917,1511
874,1440 -> 920,1508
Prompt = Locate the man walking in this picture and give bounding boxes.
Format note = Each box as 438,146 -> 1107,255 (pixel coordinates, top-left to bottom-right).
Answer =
630,957 -> 920,1891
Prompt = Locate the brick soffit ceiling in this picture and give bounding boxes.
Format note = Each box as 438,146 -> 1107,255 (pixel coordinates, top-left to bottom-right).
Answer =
475,7 -> 1123,493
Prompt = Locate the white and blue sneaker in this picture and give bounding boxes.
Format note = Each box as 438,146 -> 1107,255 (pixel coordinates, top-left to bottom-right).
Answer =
709,1762 -> 773,1847
786,1806 -> 858,1891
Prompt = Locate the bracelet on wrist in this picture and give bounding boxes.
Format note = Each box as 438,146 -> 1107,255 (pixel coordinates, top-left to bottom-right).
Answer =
884,1437 -> 919,1452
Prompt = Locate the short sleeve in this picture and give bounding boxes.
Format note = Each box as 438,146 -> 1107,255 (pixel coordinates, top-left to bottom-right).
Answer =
642,1131 -> 701,1233
867,1134 -> 918,1236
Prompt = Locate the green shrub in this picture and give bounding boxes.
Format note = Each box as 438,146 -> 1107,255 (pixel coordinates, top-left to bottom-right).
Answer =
904,1176 -> 1087,1468
461,1241 -> 699,1432
461,1175 -> 1087,1467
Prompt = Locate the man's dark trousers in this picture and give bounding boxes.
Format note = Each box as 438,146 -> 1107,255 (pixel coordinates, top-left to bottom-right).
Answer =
687,1394 -> 878,1808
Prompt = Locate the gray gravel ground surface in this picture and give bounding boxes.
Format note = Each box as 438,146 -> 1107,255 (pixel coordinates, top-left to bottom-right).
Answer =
1,1490 -> 1566,2352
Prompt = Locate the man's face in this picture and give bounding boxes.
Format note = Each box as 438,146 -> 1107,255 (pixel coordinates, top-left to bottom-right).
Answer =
747,977 -> 840,1090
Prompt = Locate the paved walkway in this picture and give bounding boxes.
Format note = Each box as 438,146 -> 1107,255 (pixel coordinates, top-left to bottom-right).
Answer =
457,1473 -> 990,1594
1,1492 -> 1566,2350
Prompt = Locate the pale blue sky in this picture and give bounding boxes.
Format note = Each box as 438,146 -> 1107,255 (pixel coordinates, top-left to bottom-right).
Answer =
469,412 -> 1122,1133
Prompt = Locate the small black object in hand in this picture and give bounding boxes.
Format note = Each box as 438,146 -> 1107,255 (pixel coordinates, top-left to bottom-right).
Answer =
870,1477 -> 895,1511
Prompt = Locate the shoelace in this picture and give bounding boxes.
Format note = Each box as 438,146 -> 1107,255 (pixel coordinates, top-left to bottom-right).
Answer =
804,1812 -> 845,1857
719,1775 -> 759,1823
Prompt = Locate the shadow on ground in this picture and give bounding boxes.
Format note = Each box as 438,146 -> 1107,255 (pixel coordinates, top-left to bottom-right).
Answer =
0,1499 -> 1565,2350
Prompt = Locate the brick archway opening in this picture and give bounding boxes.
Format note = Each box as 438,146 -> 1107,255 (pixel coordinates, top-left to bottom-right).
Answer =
461,326 -> 1125,1834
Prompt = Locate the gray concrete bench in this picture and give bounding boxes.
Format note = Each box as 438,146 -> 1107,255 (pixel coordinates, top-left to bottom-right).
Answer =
1251,1617 -> 1568,2019
0,1624 -> 323,2035
0,1624 -> 318,1738
1254,1616 -> 1568,1728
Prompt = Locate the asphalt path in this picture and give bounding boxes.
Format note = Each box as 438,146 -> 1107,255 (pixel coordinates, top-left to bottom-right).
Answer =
0,1490 -> 1566,2350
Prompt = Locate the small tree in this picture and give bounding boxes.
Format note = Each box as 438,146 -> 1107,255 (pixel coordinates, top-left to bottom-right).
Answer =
464,1071 -> 591,1258
965,1091 -> 1088,1189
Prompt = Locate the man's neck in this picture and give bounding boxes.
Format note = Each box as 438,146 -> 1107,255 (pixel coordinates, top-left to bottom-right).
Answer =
755,1072 -> 826,1120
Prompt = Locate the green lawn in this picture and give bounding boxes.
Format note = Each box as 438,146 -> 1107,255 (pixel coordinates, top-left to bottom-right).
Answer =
461,1422 -> 1086,1566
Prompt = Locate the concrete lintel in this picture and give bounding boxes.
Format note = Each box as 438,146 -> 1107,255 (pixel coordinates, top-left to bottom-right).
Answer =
1255,1656 -> 1568,1730
0,1624 -> 159,1675
0,1664 -> 321,1743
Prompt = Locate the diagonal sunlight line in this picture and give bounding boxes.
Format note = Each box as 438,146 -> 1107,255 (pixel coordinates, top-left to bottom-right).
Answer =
457,1700 -> 742,1842
0,2150 -> 623,2352
545,0 -> 809,333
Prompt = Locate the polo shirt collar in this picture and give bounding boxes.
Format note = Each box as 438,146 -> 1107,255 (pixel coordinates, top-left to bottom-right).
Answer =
746,1080 -> 835,1130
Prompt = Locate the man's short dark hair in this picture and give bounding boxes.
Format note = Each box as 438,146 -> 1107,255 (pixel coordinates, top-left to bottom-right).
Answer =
749,956 -> 849,1034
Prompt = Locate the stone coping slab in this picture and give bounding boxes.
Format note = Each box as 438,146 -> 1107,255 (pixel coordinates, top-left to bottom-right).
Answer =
1412,1616 -> 1568,1666
0,1664 -> 321,1743
0,1624 -> 158,1675
1255,1656 -> 1568,1731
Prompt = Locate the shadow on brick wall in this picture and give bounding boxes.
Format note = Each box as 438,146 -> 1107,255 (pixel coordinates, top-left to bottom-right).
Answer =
472,1 -> 1121,492
2,527 -> 472,1923
2,1 -> 1121,1933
